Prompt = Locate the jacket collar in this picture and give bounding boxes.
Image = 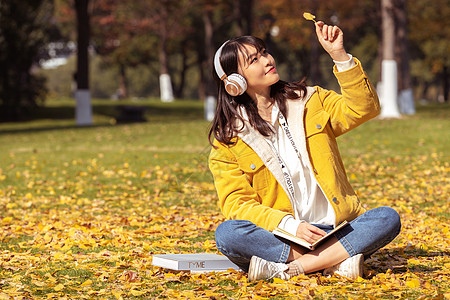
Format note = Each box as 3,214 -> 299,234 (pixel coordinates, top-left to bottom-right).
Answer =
236,86 -> 316,199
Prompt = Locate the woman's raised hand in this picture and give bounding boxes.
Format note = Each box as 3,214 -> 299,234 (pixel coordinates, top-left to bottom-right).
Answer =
296,222 -> 327,244
315,21 -> 349,62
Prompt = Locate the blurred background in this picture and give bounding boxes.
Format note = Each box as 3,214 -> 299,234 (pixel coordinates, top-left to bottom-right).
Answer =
0,0 -> 448,122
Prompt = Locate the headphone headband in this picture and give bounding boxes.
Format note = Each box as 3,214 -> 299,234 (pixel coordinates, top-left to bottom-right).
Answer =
213,39 -> 247,96
214,41 -> 228,81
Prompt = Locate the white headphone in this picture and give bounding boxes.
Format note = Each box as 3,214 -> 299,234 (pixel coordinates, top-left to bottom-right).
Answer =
214,41 -> 247,97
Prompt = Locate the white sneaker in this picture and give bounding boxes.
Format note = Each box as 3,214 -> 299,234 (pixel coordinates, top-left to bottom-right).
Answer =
323,253 -> 364,280
248,256 -> 290,282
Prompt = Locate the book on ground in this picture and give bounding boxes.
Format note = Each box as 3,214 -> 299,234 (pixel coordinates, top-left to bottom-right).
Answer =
152,253 -> 240,272
272,220 -> 349,250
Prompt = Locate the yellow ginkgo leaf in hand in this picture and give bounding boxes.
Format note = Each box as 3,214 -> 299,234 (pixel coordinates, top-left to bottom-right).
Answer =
303,12 -> 317,23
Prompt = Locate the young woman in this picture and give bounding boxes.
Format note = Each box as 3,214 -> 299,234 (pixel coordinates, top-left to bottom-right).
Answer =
208,20 -> 401,281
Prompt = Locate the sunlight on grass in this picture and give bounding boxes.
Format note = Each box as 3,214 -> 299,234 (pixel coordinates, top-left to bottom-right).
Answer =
0,101 -> 449,299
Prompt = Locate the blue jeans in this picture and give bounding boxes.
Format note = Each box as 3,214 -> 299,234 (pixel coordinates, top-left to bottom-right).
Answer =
215,206 -> 401,272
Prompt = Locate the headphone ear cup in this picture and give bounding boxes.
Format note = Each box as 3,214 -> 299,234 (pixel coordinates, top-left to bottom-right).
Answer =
224,80 -> 238,97
225,73 -> 247,96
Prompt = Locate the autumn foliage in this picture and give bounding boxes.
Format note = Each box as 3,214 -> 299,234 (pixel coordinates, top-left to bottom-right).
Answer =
0,101 -> 449,298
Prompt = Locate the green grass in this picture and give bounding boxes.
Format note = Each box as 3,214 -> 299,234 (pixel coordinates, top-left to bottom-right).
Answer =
0,99 -> 213,199
0,99 -> 449,299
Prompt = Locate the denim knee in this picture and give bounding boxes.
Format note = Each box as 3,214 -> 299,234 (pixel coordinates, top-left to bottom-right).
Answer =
377,206 -> 402,237
215,220 -> 233,253
215,219 -> 250,256
335,206 -> 402,258
386,206 -> 401,236
214,219 -> 291,271
214,220 -> 256,271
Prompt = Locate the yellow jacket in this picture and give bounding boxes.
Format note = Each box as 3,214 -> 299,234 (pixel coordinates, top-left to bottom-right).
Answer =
209,58 -> 380,231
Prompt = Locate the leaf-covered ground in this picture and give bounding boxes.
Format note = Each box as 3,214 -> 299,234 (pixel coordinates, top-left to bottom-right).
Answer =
0,101 -> 448,299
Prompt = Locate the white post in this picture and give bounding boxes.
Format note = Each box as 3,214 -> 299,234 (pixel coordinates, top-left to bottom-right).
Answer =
399,88 -> 415,115
380,0 -> 401,119
75,89 -> 93,125
205,95 -> 216,121
159,73 -> 174,102
380,60 -> 401,118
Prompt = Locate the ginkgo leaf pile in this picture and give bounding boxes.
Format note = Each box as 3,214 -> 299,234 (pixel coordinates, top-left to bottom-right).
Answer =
0,102 -> 449,299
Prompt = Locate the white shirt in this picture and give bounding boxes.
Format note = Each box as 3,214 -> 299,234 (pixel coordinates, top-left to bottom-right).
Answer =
271,55 -> 357,235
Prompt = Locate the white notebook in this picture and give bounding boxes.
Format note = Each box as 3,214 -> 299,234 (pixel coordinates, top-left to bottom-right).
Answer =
152,253 -> 240,272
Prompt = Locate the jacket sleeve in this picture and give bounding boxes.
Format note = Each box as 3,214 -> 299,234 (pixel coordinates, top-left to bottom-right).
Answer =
209,141 -> 291,231
315,57 -> 380,137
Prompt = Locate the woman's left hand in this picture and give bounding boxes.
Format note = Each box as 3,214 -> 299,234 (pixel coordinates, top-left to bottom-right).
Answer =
315,21 -> 349,61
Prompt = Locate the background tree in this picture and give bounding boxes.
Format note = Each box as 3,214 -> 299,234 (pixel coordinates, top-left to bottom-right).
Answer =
38,0 -> 448,111
252,0 -> 379,87
233,0 -> 253,35
200,0 -> 240,120
380,0 -> 401,118
156,0 -> 175,102
90,0 -> 158,99
90,0 -> 196,102
202,1 -> 216,121
395,0 -> 415,114
74,0 -> 93,125
0,0 -> 52,121
408,0 -> 450,102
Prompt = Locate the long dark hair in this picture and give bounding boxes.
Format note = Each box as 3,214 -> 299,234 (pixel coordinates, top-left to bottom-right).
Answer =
208,36 -> 307,146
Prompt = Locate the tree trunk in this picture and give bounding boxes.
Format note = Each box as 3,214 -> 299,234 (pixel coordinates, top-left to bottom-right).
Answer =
203,4 -> 215,121
174,42 -> 188,99
234,0 -> 253,36
382,0 -> 395,61
159,1 -> 174,102
395,0 -> 415,114
233,0 -> 243,36
420,81 -> 430,102
242,0 -> 253,35
119,63 -> 128,99
75,0 -> 93,125
380,0 -> 400,118
443,66 -> 449,102
197,50 -> 206,101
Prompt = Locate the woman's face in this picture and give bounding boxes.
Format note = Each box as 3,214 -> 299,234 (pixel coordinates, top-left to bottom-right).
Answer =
237,44 -> 279,94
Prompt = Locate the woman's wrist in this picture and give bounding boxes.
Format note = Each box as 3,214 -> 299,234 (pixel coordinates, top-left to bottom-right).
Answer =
330,50 -> 350,62
334,54 -> 355,72
278,215 -> 303,236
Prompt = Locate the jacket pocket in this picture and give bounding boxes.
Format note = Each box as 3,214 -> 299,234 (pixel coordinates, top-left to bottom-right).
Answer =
236,152 -> 269,192
305,110 -> 330,138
